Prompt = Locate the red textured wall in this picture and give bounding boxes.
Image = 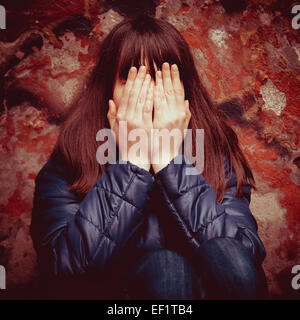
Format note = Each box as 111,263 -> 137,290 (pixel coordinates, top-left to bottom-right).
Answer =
0,0 -> 299,299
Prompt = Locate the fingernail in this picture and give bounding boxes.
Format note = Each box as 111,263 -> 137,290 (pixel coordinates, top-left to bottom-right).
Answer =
163,62 -> 169,69
172,64 -> 178,71
146,74 -> 150,80
140,65 -> 146,72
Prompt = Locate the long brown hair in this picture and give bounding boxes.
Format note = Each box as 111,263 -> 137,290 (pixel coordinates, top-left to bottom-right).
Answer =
53,14 -> 256,202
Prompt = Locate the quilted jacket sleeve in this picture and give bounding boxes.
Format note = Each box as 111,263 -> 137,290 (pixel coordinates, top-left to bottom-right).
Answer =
153,154 -> 266,265
30,153 -> 154,281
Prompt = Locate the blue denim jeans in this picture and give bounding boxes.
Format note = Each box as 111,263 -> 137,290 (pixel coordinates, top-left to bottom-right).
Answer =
123,237 -> 269,300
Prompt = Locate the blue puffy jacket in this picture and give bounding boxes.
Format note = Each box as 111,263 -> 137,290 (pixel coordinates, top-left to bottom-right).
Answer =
30,152 -> 266,297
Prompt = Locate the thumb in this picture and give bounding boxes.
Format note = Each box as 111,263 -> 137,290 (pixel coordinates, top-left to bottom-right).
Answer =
184,100 -> 191,126
107,99 -> 117,126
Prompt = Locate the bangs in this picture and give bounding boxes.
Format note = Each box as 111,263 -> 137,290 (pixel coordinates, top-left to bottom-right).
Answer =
116,30 -> 183,82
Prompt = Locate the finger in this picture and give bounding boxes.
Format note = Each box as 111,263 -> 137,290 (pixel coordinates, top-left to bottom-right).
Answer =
171,64 -> 185,105
136,73 -> 151,118
107,99 -> 116,128
144,80 -> 154,116
184,100 -> 191,127
127,65 -> 147,117
117,66 -> 137,117
108,99 -> 116,117
162,62 -> 175,108
154,74 -> 162,113
155,70 -> 168,109
154,80 -> 167,127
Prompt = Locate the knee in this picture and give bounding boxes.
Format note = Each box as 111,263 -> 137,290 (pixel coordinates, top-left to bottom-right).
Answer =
125,249 -> 203,300
132,249 -> 190,280
139,249 -> 187,267
191,237 -> 268,299
193,237 -> 258,271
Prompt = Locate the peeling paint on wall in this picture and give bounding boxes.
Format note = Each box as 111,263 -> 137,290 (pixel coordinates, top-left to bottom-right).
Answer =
209,28 -> 232,49
260,78 -> 287,115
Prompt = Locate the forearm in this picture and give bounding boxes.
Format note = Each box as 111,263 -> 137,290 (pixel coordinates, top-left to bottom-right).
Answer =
31,158 -> 154,278
153,154 -> 266,264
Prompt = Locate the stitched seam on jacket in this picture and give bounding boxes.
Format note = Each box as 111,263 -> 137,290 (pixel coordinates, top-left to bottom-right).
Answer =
89,171 -> 138,263
157,179 -> 227,241
76,190 -> 142,244
174,183 -> 206,200
169,184 -> 210,208
202,210 -> 226,228
109,171 -> 137,220
76,210 -> 103,232
103,172 -> 145,237
98,186 -> 141,211
76,211 -> 120,246
157,179 -> 195,239
164,179 -> 232,228
188,211 -> 227,248
80,171 -> 138,232
157,180 -> 206,227
156,170 -> 205,200
169,197 -> 226,233
156,176 -> 196,239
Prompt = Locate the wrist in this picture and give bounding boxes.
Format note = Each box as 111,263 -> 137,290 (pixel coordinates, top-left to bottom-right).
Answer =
152,163 -> 168,174
125,157 -> 151,172
134,162 -> 151,172
120,151 -> 151,172
151,152 -> 180,174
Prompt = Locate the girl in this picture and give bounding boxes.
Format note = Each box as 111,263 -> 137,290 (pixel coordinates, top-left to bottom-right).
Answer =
30,14 -> 268,299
